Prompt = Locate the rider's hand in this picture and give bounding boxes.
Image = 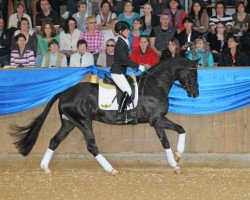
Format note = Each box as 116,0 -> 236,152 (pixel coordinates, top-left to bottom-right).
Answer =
139,64 -> 146,72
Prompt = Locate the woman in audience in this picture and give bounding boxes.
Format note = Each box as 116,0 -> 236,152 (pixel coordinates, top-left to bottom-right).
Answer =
130,35 -> 158,68
232,1 -> 250,37
70,39 -> 94,67
140,3 -> 160,36
118,1 -> 140,27
41,39 -> 67,68
97,39 -> 115,68
188,0 -> 209,35
187,36 -> 214,67
207,22 -> 227,62
218,35 -> 248,67
160,37 -> 183,60
72,1 -> 89,32
10,33 -> 35,67
129,18 -> 147,52
8,2 -> 32,32
96,1 -> 117,32
59,17 -> 81,64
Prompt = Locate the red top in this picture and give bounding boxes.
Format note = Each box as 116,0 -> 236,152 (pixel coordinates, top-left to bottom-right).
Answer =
130,47 -> 159,67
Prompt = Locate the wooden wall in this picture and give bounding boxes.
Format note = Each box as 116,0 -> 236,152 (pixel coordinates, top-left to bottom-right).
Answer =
0,102 -> 249,154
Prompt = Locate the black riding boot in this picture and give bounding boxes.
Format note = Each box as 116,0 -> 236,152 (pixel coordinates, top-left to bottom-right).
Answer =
116,92 -> 132,123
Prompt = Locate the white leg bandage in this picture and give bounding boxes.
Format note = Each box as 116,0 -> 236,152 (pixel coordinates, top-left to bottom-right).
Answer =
177,133 -> 186,154
95,154 -> 113,173
41,148 -> 54,169
165,148 -> 178,168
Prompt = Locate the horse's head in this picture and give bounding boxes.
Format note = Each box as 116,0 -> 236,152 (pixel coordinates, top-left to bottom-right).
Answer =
177,59 -> 199,98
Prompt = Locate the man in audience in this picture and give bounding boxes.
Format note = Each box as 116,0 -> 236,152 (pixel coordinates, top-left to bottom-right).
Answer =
0,16 -> 11,67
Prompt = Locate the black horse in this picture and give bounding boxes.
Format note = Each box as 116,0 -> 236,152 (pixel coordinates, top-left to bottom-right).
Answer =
10,58 -> 199,174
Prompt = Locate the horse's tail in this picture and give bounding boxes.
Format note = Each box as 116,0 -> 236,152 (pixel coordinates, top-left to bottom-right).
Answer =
9,92 -> 63,156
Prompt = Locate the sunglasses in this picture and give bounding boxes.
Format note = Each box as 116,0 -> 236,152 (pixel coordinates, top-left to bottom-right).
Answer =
106,44 -> 114,47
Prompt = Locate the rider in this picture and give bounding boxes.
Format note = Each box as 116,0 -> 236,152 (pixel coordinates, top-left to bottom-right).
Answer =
110,21 -> 146,123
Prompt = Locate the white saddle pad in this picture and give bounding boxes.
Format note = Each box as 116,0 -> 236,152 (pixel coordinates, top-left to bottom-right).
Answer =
98,76 -> 138,110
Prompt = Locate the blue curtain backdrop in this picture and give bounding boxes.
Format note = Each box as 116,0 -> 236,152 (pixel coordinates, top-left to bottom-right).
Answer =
0,66 -> 249,115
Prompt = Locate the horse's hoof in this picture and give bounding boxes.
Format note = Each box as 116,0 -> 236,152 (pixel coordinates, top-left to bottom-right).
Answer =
111,169 -> 119,175
41,165 -> 51,174
174,152 -> 181,163
174,166 -> 182,174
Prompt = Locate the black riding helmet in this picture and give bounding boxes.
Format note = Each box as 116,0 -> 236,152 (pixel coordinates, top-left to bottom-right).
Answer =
115,21 -> 131,34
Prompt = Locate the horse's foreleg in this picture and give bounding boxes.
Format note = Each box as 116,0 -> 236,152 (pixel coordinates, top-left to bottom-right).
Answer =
154,127 -> 181,173
78,120 -> 118,175
41,120 -> 75,174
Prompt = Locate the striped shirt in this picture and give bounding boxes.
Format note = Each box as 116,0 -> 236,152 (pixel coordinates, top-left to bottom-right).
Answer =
209,14 -> 233,26
10,49 -> 35,67
80,30 -> 104,53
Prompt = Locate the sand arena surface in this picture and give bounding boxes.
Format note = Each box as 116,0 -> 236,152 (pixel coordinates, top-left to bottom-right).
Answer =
0,155 -> 250,200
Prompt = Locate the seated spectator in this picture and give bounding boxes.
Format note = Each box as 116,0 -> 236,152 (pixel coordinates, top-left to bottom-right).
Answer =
0,16 -> 11,67
10,33 -> 35,67
187,36 -> 214,67
241,23 -> 250,54
218,35 -> 248,67
8,2 -> 32,33
70,39 -> 94,67
59,17 -> 81,64
118,1 -> 140,27
177,16 -> 202,54
151,0 -> 169,16
96,1 -> 117,32
41,39 -> 67,68
188,0 -> 209,34
160,37 -> 183,60
103,18 -> 119,45
140,3 -> 160,36
129,18 -> 147,52
165,0 -> 187,33
36,0 -> 60,34
207,22 -> 227,62
150,13 -> 177,58
97,39 -> 115,68
232,1 -> 250,37
61,0 -> 89,19
72,1 -> 89,32
11,18 -> 38,56
80,16 -> 104,63
130,35 -> 158,68
209,1 -> 233,34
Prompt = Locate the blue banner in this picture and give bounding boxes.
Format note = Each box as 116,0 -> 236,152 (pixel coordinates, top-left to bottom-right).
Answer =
0,66 -> 249,115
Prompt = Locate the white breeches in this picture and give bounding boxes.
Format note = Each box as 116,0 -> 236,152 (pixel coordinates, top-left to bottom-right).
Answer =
111,74 -> 132,96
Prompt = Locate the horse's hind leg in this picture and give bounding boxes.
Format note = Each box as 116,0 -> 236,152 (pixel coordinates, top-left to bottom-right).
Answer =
41,120 -> 75,174
77,119 -> 118,175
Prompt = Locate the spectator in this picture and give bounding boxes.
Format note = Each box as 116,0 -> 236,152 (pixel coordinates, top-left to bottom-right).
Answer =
113,0 -> 124,15
0,16 -> 11,67
36,0 -> 60,17
130,35 -> 158,68
41,39 -> 67,68
129,18 -> 147,52
218,35 -> 248,66
241,23 -> 250,54
150,13 -> 176,58
165,0 -> 187,33
209,1 -> 233,34
11,1 -> 32,23
97,38 -> 115,67
10,33 -> 35,67
8,2 -> 32,32
59,17 -> 81,64
80,16 -> 104,63
36,0 -> 60,34
70,39 -> 94,67
207,22 -> 228,62
96,1 -> 117,32
140,3 -> 160,36
160,37 -> 183,60
61,0 -> 81,19
232,1 -> 250,37
0,0 -> 9,27
151,0 -> 169,16
118,1 -> 140,27
103,18 -> 119,45
188,0 -> 209,34
72,0 -> 89,32
177,16 -> 202,54
11,18 -> 38,56
187,36 -> 214,67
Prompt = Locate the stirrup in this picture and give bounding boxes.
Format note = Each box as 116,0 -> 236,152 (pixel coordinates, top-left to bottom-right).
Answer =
115,113 -> 133,124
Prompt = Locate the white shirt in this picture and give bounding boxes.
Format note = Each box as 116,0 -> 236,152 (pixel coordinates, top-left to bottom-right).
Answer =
59,29 -> 81,51
69,52 -> 94,67
103,29 -> 118,46
8,13 -> 32,29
